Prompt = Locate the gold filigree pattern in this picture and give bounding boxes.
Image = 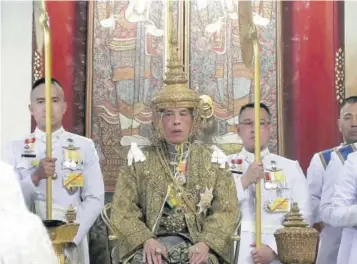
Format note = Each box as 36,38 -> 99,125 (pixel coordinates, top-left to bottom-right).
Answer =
110,143 -> 240,263
33,50 -> 43,82
335,47 -> 345,105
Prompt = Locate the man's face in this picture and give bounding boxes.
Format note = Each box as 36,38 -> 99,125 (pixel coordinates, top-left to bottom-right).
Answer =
237,107 -> 271,152
161,107 -> 193,144
338,103 -> 357,144
29,83 -> 67,130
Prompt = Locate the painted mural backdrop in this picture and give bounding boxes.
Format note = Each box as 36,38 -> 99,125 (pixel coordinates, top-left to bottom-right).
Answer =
88,0 -> 278,190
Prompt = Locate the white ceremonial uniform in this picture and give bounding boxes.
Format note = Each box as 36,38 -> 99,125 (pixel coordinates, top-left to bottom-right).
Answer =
228,148 -> 312,264
318,151 -> 347,264
307,148 -> 337,225
307,147 -> 341,264
321,151 -> 357,264
0,160 -> 57,264
4,127 -> 105,264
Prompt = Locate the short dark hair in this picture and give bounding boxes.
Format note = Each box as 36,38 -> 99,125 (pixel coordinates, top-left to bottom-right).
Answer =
239,102 -> 272,122
32,77 -> 62,90
341,96 -> 357,109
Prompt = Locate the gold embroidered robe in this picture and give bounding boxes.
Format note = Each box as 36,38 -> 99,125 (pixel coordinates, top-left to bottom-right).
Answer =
111,142 -> 240,263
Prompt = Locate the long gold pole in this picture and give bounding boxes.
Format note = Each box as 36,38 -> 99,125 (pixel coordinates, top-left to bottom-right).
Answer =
184,0 -> 190,73
40,0 -> 53,220
253,38 -> 261,248
166,0 -> 172,63
178,0 -> 184,64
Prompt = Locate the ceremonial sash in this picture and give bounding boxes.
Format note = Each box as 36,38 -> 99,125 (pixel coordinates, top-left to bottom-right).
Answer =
318,148 -> 336,169
336,144 -> 357,164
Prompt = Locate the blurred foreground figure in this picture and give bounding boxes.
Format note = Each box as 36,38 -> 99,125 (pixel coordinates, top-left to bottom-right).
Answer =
0,160 -> 57,264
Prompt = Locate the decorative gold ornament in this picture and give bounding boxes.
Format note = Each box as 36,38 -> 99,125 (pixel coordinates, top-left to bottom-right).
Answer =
335,47 -> 345,105
150,25 -> 214,142
274,202 -> 318,264
199,95 -> 214,119
238,1 -> 255,67
43,207 -> 79,264
151,28 -> 200,111
161,207 -> 187,233
197,187 -> 214,214
65,204 -> 76,224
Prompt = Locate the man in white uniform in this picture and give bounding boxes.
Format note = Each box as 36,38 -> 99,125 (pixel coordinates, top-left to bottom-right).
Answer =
4,78 -> 105,264
0,160 -> 57,264
310,96 -> 357,264
228,103 -> 311,264
320,151 -> 357,264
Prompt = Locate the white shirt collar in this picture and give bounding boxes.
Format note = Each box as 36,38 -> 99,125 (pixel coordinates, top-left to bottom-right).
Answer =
34,127 -> 65,142
239,147 -> 270,163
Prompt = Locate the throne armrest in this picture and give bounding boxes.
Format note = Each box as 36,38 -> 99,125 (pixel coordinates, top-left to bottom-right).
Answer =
101,202 -> 118,241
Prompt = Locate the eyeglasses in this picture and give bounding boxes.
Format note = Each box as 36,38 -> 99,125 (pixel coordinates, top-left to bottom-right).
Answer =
239,121 -> 271,129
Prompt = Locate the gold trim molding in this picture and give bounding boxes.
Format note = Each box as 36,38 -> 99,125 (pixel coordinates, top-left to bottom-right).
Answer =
335,47 -> 345,105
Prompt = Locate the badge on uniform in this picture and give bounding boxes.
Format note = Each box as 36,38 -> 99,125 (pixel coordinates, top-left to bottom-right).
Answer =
264,197 -> 291,213
175,161 -> 187,185
21,137 -> 36,158
264,161 -> 287,190
63,172 -> 84,195
62,138 -> 83,170
231,159 -> 243,175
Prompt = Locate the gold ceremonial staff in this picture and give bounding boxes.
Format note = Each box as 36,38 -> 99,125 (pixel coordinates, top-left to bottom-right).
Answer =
39,0 -> 53,220
238,5 -> 320,263
238,1 -> 262,248
37,1 -> 79,263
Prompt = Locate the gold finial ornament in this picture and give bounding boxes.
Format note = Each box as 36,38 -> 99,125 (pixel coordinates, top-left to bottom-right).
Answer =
274,202 -> 319,264
238,1 -> 256,67
65,205 -> 77,224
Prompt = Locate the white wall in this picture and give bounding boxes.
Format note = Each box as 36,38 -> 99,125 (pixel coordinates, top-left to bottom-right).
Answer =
0,1 -> 33,160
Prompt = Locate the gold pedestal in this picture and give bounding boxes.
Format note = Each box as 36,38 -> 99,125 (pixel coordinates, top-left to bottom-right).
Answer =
44,206 -> 79,264
274,202 -> 319,264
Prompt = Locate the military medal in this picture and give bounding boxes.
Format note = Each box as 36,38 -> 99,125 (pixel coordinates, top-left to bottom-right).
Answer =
21,137 -> 36,158
264,172 -> 273,190
231,158 -> 243,174
197,187 -> 214,215
63,172 -> 84,195
62,139 -> 83,170
265,160 -> 287,190
264,197 -> 290,213
174,160 -> 187,185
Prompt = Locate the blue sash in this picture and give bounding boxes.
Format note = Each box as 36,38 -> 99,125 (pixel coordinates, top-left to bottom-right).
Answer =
318,148 -> 335,169
336,144 -> 357,163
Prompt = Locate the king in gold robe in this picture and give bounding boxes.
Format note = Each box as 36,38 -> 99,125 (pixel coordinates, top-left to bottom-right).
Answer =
109,26 -> 240,264
111,141 -> 240,263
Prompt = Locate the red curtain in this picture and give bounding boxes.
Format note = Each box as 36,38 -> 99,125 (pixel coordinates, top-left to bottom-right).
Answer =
31,1 -> 76,132
32,1 -> 87,134
282,0 -> 342,171
47,1 -> 76,132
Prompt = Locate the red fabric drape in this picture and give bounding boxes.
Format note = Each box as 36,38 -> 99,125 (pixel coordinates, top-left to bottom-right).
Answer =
282,1 -> 341,171
33,1 -> 76,132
